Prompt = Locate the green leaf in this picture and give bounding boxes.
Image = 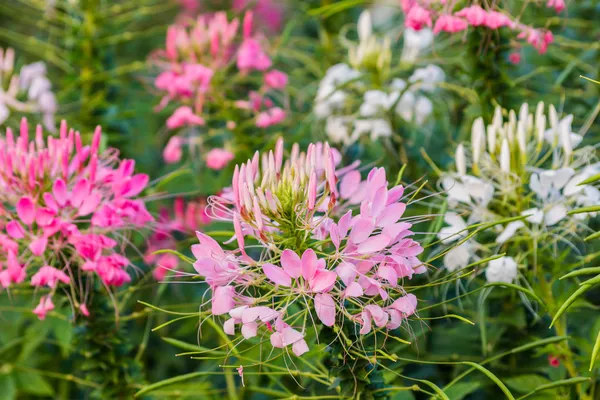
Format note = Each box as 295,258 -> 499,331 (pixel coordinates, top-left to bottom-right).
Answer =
0,373 -> 16,400
516,377 -> 590,399
504,375 -> 551,393
443,381 -> 481,400
560,267 -> 600,280
590,329 -> 600,370
550,284 -> 593,327
14,371 -> 54,396
460,362 -> 515,399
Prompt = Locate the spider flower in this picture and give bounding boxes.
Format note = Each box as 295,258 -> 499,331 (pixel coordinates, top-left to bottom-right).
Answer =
192,139 -> 425,356
314,11 -> 444,145
402,1 -> 558,54
438,102 -> 599,280
152,11 -> 288,164
0,118 -> 153,319
0,48 -> 56,132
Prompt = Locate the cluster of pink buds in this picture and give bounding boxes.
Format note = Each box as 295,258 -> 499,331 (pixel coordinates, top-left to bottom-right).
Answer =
0,118 -> 153,319
152,10 -> 288,164
146,197 -> 211,280
190,139 -> 425,356
401,1 -> 559,55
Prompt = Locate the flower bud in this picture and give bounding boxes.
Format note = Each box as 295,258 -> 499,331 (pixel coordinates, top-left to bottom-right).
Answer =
500,139 -> 510,173
455,144 -> 466,176
471,117 -> 486,165
487,124 -> 496,157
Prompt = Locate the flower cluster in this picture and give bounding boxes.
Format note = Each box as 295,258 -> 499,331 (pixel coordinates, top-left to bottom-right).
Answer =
0,48 -> 57,132
0,118 -> 153,319
401,1 -> 558,55
145,197 -> 210,280
315,11 -> 444,145
190,138 -> 425,356
152,11 -> 288,164
438,103 -> 599,282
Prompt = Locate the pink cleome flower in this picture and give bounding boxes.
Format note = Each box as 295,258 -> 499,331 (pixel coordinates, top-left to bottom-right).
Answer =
189,139 -> 425,356
403,1 -> 560,54
0,118 -> 153,319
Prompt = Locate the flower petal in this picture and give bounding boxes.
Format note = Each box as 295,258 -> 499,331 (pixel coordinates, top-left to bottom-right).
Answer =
314,293 -> 336,327
262,263 -> 292,286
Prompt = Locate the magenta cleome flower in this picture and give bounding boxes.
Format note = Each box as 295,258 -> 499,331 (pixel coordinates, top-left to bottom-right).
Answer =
402,1 -> 558,54
0,118 -> 153,319
190,139 -> 425,356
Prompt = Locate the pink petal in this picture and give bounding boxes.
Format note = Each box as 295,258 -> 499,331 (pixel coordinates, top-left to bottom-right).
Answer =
212,286 -> 235,315
71,179 -> 90,208
224,318 -> 236,335
301,248 -> 318,281
262,263 -> 292,286
390,293 -> 417,316
78,192 -> 102,216
16,196 -> 36,225
386,185 -> 405,204
35,208 -> 56,226
336,262 -> 357,286
378,265 -> 398,286
122,174 -> 149,197
241,321 -> 259,339
314,293 -> 336,327
270,332 -> 284,348
282,326 -> 304,346
52,179 -> 68,206
292,339 -> 309,356
340,170 -> 361,199
280,249 -> 302,278
29,236 -> 48,256
357,234 -> 391,254
349,216 -> 376,244
6,221 -> 25,239
338,210 -> 353,239
377,203 -> 407,227
309,270 -> 337,293
359,311 -> 372,334
370,186 -> 388,217
344,282 -> 364,298
364,305 -> 389,327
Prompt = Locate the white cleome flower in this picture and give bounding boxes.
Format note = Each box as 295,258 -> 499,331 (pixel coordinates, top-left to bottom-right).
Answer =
443,240 -> 475,272
438,213 -> 468,244
485,256 -> 518,284
408,65 -> 445,92
401,28 -> 433,64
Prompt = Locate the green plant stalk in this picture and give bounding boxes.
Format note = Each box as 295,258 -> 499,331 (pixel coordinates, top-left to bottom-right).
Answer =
536,267 -> 581,397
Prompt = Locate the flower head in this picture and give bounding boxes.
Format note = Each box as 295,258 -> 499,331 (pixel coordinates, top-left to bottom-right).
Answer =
194,139 -> 426,356
0,118 -> 153,318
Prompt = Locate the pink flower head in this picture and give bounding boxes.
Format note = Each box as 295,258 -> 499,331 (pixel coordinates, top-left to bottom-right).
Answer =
484,11 -> 514,30
191,139 -> 425,357
547,0 -> 565,13
166,106 -> 205,130
256,107 -> 286,128
509,52 -> 522,64
237,38 -> 272,72
455,6 -> 488,27
0,118 -> 153,318
31,266 -> 70,288
163,136 -> 184,164
433,15 -> 468,34
206,148 -> 235,170
264,70 -> 288,89
33,296 -> 54,320
405,5 -> 432,31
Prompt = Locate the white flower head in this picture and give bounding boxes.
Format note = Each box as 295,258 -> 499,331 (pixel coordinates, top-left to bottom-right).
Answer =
438,212 -> 468,244
485,256 -> 518,284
